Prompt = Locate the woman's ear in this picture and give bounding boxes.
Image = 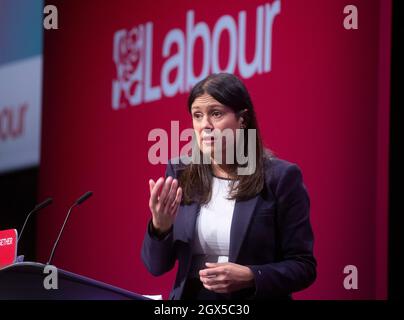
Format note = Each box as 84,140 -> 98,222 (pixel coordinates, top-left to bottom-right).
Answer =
239,117 -> 245,128
238,109 -> 248,127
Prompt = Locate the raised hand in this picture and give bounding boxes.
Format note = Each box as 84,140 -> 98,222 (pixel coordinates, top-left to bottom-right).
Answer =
148,176 -> 182,234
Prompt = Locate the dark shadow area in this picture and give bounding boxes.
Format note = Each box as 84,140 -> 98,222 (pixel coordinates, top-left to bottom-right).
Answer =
388,0 -> 403,301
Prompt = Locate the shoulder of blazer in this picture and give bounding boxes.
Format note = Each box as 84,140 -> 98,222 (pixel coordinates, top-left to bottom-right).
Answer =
263,155 -> 303,199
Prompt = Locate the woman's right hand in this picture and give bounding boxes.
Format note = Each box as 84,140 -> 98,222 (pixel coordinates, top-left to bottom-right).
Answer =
149,176 -> 182,234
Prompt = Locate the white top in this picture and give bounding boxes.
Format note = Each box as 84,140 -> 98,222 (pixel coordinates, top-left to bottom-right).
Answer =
189,176 -> 236,278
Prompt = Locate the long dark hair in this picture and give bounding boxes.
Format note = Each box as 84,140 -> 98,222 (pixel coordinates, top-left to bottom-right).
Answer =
179,73 -> 271,205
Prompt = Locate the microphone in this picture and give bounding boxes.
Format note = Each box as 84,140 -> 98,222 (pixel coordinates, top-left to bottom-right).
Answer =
18,197 -> 53,242
76,191 -> 93,205
46,191 -> 93,265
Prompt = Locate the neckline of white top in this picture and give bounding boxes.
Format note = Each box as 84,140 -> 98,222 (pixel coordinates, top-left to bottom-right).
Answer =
212,174 -> 237,181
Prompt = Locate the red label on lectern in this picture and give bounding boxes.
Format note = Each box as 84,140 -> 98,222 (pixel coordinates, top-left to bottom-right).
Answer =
0,229 -> 17,269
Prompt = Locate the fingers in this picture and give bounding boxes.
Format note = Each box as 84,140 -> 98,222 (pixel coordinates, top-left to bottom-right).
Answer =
149,177 -> 164,205
149,176 -> 182,217
164,178 -> 178,210
149,179 -> 155,194
205,262 -> 219,268
199,264 -> 223,277
199,267 -> 229,292
169,186 -> 182,215
200,274 -> 226,285
199,266 -> 225,283
158,176 -> 173,206
202,281 -> 229,293
173,186 -> 182,206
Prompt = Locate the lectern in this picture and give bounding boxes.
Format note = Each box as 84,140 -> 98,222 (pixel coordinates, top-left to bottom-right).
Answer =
0,262 -> 150,300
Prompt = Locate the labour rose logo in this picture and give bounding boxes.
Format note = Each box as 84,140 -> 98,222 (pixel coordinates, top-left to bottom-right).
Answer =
111,2 -> 280,110
112,25 -> 144,109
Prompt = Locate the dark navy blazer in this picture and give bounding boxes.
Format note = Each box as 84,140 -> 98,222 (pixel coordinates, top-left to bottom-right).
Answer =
141,156 -> 317,300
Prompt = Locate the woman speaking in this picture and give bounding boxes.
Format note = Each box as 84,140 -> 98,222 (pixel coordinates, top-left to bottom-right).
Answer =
141,73 -> 316,300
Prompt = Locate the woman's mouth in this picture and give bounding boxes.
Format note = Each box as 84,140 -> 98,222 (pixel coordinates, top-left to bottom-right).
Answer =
202,136 -> 216,145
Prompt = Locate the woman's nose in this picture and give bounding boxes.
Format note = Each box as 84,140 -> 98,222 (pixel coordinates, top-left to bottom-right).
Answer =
201,115 -> 214,130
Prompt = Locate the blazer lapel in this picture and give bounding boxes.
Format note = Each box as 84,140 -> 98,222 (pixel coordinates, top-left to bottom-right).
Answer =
174,202 -> 200,243
228,196 -> 259,262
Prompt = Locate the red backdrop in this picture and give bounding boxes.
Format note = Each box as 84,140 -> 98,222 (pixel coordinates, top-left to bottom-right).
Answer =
37,0 -> 391,299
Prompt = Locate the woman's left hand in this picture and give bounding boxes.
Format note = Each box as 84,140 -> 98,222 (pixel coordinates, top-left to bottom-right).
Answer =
199,262 -> 255,294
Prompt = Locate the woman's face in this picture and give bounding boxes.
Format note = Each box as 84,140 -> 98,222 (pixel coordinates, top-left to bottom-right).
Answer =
190,93 -> 243,161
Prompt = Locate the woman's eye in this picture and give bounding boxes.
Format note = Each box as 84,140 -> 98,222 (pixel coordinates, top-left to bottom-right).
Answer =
212,111 -> 222,118
192,113 -> 203,119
